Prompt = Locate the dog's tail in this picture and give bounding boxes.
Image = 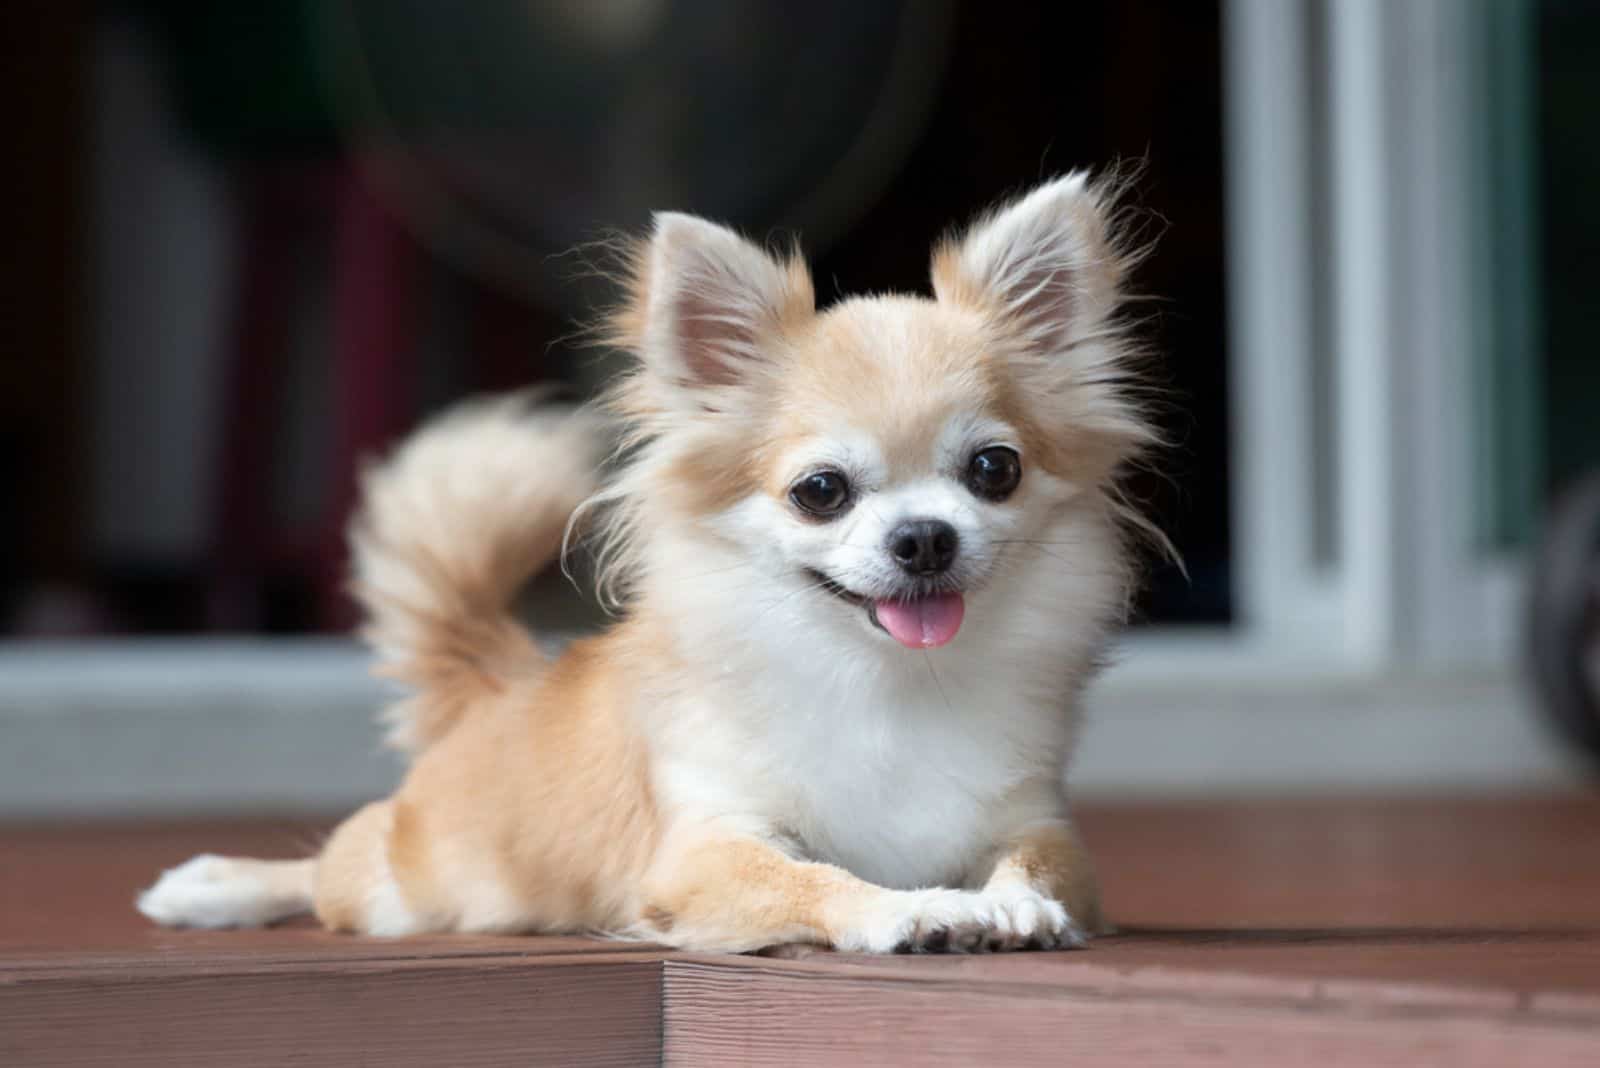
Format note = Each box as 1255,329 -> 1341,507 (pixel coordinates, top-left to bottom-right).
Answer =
350,393 -> 604,754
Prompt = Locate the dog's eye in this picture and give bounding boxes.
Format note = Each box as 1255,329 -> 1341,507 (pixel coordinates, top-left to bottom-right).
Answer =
789,471 -> 851,518
967,446 -> 1021,501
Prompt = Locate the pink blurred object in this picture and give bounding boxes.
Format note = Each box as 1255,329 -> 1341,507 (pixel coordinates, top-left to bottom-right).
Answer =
207,163 -> 417,633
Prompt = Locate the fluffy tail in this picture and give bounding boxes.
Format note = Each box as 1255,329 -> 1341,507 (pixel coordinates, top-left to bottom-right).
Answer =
350,393 -> 604,754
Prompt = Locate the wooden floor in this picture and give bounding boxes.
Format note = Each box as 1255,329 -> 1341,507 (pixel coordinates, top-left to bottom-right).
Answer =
4,796 -> 1599,1065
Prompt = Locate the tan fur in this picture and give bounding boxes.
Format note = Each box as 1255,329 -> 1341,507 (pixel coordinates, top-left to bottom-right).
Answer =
305,627 -> 666,936
661,442 -> 765,518
140,174 -> 1157,954
313,801 -> 400,932
774,301 -> 992,472
641,836 -> 887,953
378,631 -> 662,934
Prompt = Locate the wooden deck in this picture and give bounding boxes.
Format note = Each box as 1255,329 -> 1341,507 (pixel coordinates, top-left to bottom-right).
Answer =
4,796 -> 1599,1065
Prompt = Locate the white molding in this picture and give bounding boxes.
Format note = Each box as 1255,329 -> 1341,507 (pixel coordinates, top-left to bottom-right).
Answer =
1399,0 -> 1476,667
0,640 -> 400,818
1076,669 -> 1586,797
0,640 -> 1582,818
1222,0 -> 1333,648
1327,0 -> 1403,666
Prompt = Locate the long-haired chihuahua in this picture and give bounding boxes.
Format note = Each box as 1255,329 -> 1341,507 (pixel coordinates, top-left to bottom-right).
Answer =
140,173 -> 1157,954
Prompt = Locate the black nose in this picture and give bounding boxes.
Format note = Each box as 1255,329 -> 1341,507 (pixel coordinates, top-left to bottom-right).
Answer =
887,519 -> 959,575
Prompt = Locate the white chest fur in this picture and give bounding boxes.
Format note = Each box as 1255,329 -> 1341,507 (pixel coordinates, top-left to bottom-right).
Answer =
771,674 -> 1058,889
641,502 -> 1121,891
647,589 -> 1094,891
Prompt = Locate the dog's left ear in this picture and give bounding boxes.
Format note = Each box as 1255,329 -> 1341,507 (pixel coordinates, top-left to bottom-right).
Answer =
930,173 -> 1124,355
933,174 -> 1153,474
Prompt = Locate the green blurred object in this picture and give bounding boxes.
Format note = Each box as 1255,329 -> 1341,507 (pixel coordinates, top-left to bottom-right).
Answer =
1463,0 -> 1600,549
1539,0 -> 1600,500
139,0 -> 338,154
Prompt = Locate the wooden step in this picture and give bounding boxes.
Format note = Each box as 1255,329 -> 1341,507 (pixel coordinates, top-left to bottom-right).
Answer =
4,798 -> 1598,1065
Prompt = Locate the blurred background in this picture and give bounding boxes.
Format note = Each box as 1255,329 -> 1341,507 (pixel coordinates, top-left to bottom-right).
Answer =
2,0 -> 1597,816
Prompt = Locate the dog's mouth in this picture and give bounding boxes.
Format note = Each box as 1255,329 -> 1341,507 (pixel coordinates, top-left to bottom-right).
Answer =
804,568 -> 966,649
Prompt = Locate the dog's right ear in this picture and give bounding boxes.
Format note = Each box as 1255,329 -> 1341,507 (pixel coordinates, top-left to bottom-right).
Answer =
615,213 -> 814,402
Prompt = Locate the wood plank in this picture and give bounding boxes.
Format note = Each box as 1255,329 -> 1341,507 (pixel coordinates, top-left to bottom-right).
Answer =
663,958 -> 1600,1067
1083,795 -> 1600,930
1,956 -> 661,1068
0,820 -> 663,975
741,929 -> 1600,1001
0,933 -> 667,979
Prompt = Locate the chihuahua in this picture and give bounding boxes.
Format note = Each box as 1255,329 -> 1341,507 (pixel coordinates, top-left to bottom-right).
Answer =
139,173 -> 1156,953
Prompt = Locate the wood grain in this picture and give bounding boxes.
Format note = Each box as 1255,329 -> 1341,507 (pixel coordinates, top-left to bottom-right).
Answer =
1,956 -> 661,1068
1082,794 -> 1600,930
663,958 -> 1600,1067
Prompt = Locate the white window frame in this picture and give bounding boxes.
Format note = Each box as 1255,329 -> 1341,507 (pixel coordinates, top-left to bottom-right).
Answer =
1113,0 -> 1526,684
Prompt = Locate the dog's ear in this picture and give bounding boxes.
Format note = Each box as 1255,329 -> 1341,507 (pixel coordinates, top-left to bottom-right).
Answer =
932,174 -> 1154,476
930,173 -> 1124,355
622,213 -> 813,398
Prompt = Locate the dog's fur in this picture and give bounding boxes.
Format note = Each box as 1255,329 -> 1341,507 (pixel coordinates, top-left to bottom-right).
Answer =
139,174 -> 1156,953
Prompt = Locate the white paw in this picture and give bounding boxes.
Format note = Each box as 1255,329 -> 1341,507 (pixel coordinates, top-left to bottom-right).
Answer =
836,887 -> 1086,954
982,885 -> 1085,951
137,854 -> 280,929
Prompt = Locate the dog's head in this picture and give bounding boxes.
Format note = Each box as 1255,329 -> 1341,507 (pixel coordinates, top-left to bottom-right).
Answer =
599,174 -> 1155,653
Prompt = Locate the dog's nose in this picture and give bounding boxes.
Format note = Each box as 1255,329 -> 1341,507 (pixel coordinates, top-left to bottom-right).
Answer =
887,519 -> 959,575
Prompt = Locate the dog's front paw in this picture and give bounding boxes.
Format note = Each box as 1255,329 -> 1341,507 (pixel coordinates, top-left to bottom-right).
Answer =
833,888 -> 992,953
979,885 -> 1086,951
834,887 -> 1086,954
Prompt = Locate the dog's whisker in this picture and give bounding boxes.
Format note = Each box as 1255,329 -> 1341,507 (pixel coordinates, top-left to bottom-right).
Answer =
990,539 -> 1086,548
748,576 -> 842,626
674,561 -> 760,582
922,651 -> 956,720
997,540 -> 1082,575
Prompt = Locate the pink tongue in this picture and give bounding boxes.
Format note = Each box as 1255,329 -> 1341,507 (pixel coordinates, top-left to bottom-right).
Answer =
873,593 -> 966,649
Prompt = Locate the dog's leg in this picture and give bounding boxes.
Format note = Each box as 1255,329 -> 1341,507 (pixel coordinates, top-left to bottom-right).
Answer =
639,834 -> 1060,954
138,855 -> 315,928
311,799 -> 431,936
138,801 -> 438,936
979,819 -> 1108,948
